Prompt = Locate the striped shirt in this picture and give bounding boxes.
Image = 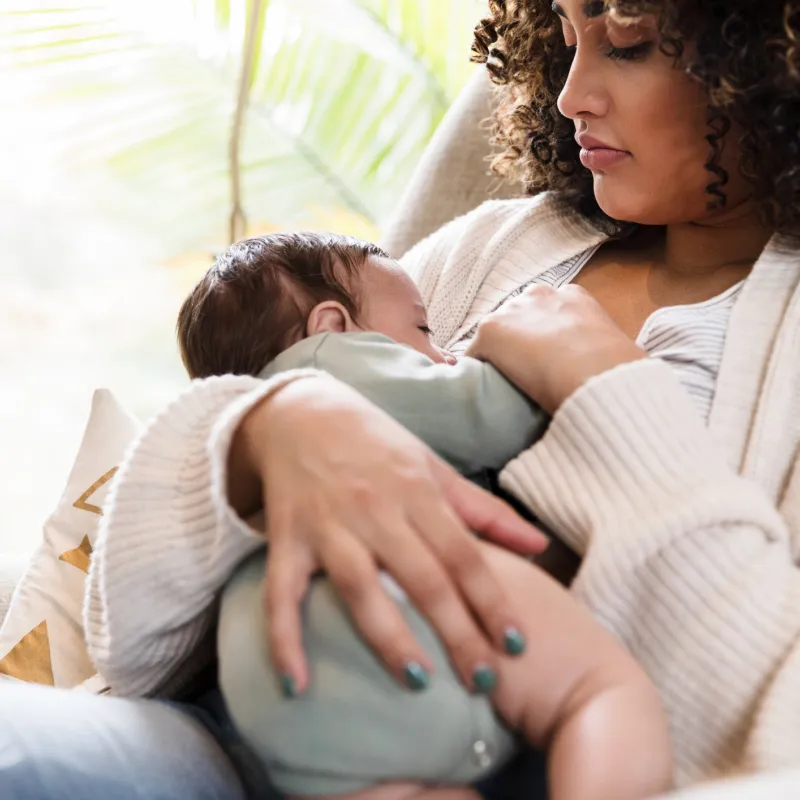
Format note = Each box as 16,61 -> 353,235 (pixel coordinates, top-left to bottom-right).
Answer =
449,245 -> 745,423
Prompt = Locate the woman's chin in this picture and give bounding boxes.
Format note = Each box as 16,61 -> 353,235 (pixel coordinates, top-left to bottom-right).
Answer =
593,190 -> 649,225
593,176 -> 706,226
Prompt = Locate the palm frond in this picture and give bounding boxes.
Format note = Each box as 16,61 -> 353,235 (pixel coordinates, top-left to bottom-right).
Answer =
1,0 -> 485,252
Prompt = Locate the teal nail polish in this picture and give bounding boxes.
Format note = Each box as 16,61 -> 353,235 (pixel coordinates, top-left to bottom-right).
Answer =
279,673 -> 297,698
403,661 -> 430,691
504,626 -> 526,656
473,664 -> 498,694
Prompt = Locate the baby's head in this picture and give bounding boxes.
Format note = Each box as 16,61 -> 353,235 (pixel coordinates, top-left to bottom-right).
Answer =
177,231 -> 452,379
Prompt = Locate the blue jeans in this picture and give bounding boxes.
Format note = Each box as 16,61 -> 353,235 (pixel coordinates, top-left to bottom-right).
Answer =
0,680 -> 546,799
0,680 -> 276,799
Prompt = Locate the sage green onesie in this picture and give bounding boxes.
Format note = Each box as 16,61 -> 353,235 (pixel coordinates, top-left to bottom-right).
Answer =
218,332 -> 548,797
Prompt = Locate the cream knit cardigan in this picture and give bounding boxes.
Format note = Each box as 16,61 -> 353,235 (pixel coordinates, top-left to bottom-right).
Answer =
85,193 -> 800,788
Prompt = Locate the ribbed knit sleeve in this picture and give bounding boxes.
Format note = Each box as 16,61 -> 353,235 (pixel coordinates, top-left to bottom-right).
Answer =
500,358 -> 800,783
81,196 -> 556,699
84,370 -> 320,697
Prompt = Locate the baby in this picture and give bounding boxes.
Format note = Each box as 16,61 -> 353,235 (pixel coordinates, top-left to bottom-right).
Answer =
177,232 -> 673,800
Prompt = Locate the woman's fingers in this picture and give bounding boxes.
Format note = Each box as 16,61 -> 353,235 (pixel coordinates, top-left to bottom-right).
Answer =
368,515 -> 500,693
407,494 -> 527,670
318,529 -> 435,689
263,533 -> 317,696
436,461 -> 549,554
254,379 -> 545,697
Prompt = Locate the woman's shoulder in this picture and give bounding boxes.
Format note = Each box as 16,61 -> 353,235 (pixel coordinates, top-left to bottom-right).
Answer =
456,194 -> 610,265
460,191 -> 588,230
403,192 -> 606,345
402,192 -> 597,272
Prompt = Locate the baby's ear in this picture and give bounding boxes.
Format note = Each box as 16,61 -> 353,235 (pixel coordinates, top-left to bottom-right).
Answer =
306,301 -> 357,336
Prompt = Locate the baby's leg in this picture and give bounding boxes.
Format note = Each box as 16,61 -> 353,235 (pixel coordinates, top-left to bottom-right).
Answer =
293,784 -> 479,800
478,542 -> 673,800
219,551 -> 512,797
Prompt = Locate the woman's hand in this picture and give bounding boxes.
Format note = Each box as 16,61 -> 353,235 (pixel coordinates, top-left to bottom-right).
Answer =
228,376 -> 548,695
466,284 -> 647,413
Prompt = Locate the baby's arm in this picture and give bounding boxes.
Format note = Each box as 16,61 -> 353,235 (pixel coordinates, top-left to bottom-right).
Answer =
264,332 -> 549,473
482,543 -> 673,800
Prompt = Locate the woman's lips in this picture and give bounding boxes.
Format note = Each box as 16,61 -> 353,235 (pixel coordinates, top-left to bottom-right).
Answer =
579,147 -> 631,171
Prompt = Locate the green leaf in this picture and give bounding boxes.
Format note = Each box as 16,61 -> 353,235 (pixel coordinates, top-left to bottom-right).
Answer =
3,0 -> 486,250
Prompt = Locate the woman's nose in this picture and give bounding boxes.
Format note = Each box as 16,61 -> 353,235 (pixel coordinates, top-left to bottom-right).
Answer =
556,49 -> 609,121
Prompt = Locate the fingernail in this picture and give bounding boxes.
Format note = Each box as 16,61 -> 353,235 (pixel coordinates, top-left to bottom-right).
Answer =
472,664 -> 498,694
403,661 -> 430,691
279,673 -> 297,698
504,626 -> 526,656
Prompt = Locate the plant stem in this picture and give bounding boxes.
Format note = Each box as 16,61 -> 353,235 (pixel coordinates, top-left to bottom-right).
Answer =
229,0 -> 264,244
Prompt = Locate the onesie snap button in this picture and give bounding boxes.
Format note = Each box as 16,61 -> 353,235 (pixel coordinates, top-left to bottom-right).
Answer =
471,739 -> 493,769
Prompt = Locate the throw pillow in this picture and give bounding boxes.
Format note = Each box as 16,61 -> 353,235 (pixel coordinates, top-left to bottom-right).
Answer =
0,389 -> 141,686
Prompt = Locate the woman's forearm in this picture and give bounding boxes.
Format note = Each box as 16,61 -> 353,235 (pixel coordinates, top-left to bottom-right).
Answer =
500,357 -> 800,782
84,371 -> 319,697
226,403 -> 268,519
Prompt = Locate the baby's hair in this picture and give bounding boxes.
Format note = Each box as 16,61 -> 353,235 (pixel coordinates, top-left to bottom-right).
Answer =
177,231 -> 388,379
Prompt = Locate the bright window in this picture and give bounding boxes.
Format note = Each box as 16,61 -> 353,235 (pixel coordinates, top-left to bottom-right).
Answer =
0,0 -> 483,552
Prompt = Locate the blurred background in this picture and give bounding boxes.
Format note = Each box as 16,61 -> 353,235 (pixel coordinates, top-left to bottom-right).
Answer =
0,0 -> 484,553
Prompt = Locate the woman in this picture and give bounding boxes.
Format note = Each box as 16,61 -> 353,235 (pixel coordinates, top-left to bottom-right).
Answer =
3,0 -> 800,796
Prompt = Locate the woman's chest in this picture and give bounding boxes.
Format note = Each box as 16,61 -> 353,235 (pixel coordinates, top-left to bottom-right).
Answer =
449,247 -> 745,424
449,245 -> 747,352
572,251 -> 751,340
571,255 -> 658,340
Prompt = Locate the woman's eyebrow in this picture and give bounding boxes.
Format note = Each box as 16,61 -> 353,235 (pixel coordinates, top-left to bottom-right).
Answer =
551,1 -> 606,19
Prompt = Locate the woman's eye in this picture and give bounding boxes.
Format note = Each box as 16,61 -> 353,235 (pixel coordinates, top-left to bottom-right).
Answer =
606,41 -> 652,60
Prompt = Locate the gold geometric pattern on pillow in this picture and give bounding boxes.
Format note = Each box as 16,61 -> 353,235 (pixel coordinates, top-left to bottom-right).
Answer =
0,621 -> 54,685
59,535 -> 94,574
72,466 -> 118,515
0,391 -> 142,690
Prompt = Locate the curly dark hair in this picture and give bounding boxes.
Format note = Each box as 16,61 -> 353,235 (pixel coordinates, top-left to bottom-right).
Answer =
471,0 -> 800,235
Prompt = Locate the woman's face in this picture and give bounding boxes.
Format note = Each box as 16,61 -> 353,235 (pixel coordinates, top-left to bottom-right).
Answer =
554,0 -> 748,225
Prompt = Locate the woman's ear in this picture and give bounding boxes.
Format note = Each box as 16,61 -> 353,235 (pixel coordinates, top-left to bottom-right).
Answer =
306,301 -> 358,336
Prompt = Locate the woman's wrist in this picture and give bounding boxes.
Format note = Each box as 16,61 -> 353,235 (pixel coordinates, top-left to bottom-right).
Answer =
226,410 -> 264,518
469,322 -> 646,413
226,372 -> 330,518
548,341 -> 647,412
466,285 -> 649,412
